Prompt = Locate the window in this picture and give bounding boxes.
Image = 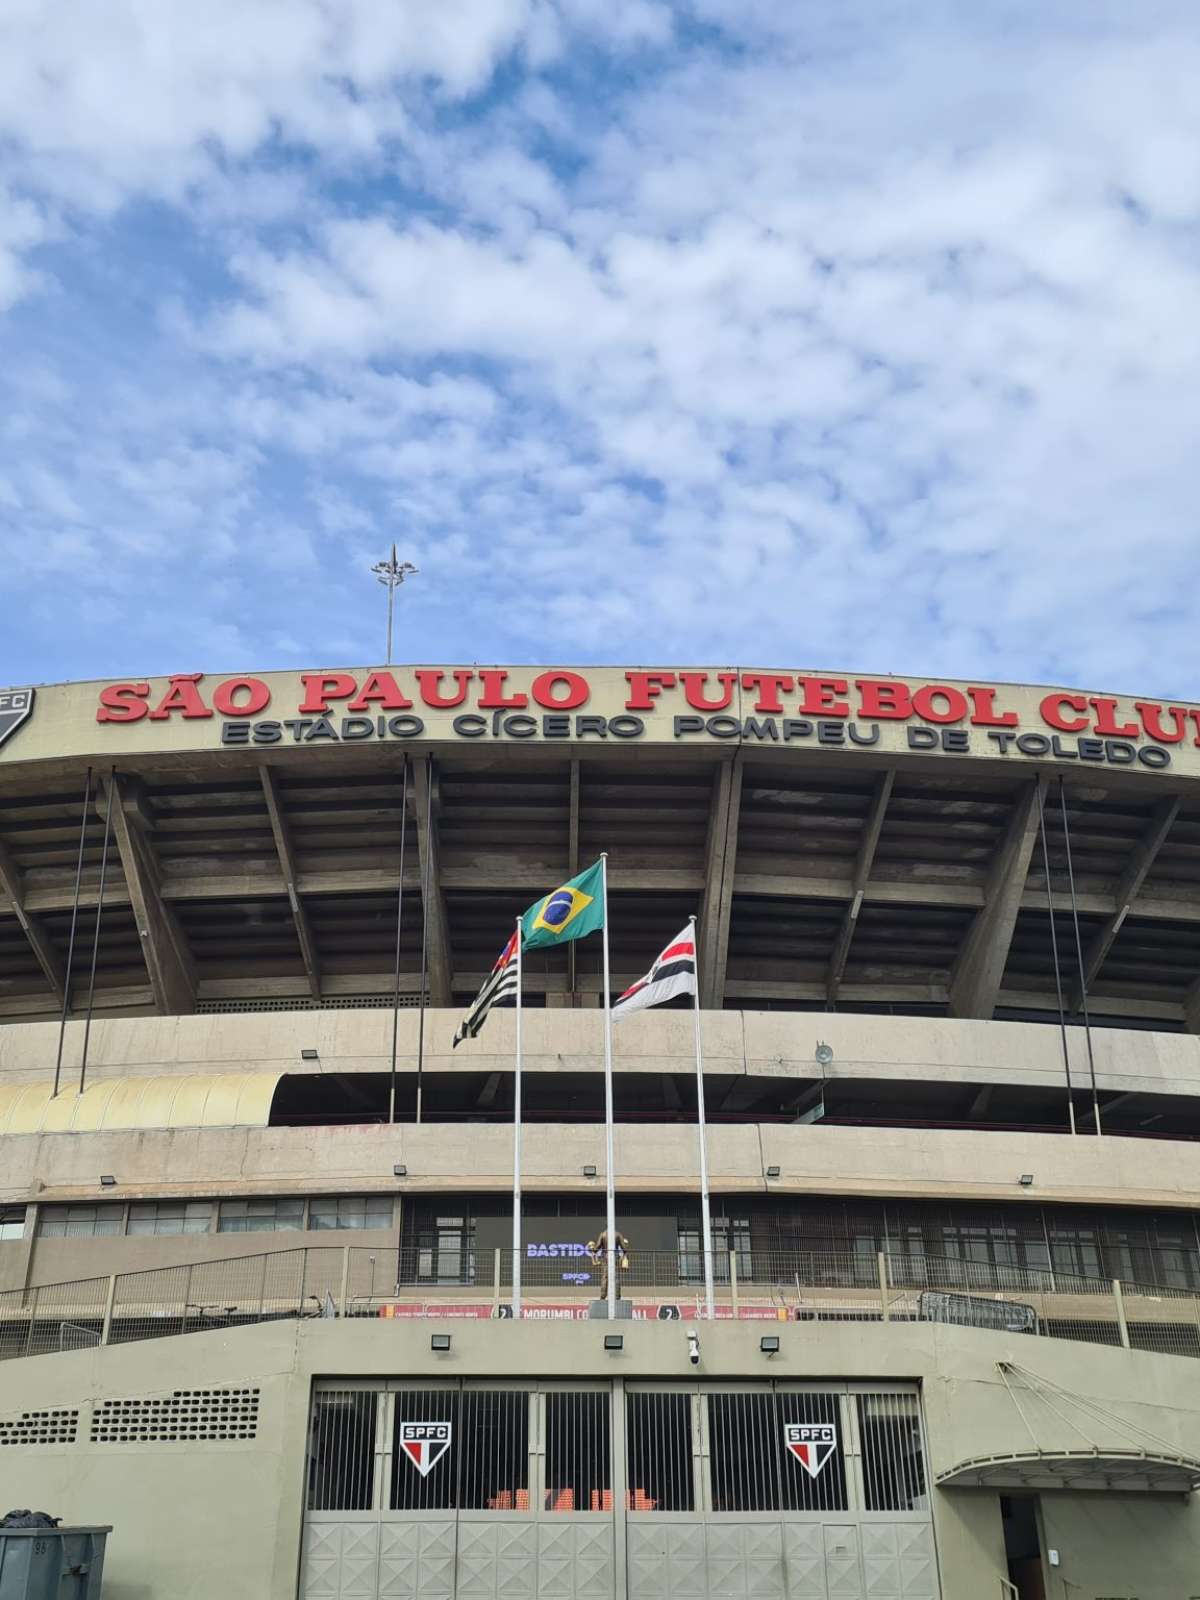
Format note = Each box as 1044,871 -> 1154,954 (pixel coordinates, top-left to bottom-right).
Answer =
545,1391 -> 610,1512
218,1198 -> 305,1234
0,1207 -> 25,1241
626,1392 -> 693,1511
857,1392 -> 927,1511
707,1391 -> 848,1514
416,1215 -> 474,1283
37,1205 -> 122,1239
126,1201 -> 213,1237
678,1215 -> 751,1283
308,1391 -> 377,1511
309,1196 -> 393,1231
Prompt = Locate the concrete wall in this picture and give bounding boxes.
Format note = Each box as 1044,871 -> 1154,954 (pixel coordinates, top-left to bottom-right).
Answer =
2,1115 -> 1198,1219
0,1318 -> 1198,1599
4,1007 -> 1200,1101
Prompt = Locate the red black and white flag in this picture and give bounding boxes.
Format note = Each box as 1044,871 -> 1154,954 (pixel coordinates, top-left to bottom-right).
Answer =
453,931 -> 519,1046
613,924 -> 696,1021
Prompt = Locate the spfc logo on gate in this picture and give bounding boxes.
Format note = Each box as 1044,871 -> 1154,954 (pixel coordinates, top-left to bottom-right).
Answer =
783,1422 -> 837,1479
0,688 -> 34,751
399,1420 -> 452,1478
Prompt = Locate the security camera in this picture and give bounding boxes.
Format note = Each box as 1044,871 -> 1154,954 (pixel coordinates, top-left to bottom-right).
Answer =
687,1329 -> 700,1366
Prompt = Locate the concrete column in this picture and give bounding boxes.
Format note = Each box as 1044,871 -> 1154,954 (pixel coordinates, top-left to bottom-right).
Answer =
948,777 -> 1045,1019
105,773 -> 196,1014
698,758 -> 742,1009
411,756 -> 453,1007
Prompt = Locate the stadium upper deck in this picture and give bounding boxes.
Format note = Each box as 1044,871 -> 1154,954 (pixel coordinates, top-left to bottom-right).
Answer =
2,664 -> 1200,1031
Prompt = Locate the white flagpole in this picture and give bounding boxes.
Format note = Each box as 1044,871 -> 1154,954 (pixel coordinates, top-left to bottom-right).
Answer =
689,915 -> 715,1321
600,853 -> 617,1318
512,919 -> 523,1321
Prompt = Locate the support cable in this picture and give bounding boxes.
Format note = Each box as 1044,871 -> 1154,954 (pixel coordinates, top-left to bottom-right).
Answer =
78,769 -> 115,1096
1036,780 -> 1076,1136
388,756 -> 409,1126
52,766 -> 92,1098
1058,778 -> 1102,1135
415,757 -> 433,1124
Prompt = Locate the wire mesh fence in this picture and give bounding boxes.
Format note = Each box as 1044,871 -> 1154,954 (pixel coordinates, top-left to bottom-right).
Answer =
3,1244 -> 1200,1361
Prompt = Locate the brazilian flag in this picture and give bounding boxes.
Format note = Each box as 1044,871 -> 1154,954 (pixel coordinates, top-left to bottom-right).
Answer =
521,861 -> 605,950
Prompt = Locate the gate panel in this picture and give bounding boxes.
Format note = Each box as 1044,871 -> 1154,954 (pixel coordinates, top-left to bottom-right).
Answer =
624,1383 -> 938,1600
301,1381 -> 938,1600
456,1520 -> 538,1600
303,1386 -> 387,1600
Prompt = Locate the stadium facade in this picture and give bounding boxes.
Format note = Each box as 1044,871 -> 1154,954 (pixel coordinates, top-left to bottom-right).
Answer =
2,665 -> 1200,1599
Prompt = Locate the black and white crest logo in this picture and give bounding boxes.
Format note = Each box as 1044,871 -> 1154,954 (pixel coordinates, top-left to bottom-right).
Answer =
0,688 -> 34,751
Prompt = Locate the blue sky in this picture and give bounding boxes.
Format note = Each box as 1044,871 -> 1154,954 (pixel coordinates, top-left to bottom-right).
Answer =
1,0 -> 1199,695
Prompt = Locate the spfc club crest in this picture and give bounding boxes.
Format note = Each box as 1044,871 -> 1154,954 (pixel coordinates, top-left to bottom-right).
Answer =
783,1421 -> 837,1479
0,688 -> 34,751
398,1420 -> 452,1477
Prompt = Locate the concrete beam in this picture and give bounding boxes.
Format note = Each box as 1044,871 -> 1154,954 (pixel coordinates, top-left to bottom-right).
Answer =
948,777 -> 1046,1020
827,770 -> 894,1003
1074,795 -> 1180,1008
697,755 -> 742,1008
411,756 -> 453,1008
104,772 -> 196,1015
0,840 -> 65,1004
259,767 -> 321,1001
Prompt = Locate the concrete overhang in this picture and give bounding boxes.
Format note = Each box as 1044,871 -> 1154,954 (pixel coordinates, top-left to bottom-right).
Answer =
0,1072 -> 282,1134
936,1448 -> 1200,1493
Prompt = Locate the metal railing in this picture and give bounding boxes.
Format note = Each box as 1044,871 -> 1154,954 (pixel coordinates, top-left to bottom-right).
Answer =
2,1245 -> 1200,1361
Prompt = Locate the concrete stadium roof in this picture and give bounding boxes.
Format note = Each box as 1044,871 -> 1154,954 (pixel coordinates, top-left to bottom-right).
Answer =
2,664 -> 1200,1035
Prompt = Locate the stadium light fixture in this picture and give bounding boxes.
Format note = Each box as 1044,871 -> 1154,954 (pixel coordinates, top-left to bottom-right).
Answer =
99,1174 -> 117,1187
760,1336 -> 780,1355
300,1048 -> 319,1061
603,1334 -> 624,1352
430,1334 -> 451,1352
370,544 -> 419,664
765,1165 -> 781,1179
582,1164 -> 597,1178
1018,1174 -> 1034,1186
393,1163 -> 408,1178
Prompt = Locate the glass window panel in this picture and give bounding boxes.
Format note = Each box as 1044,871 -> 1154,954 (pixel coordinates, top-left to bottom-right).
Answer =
309,1196 -> 393,1231
0,1208 -> 25,1241
127,1201 -> 213,1237
218,1198 -> 304,1233
38,1204 -> 122,1239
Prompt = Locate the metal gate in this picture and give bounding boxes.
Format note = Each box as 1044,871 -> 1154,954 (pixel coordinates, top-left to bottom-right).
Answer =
299,1381 -> 939,1600
624,1383 -> 939,1600
302,1380 -> 615,1600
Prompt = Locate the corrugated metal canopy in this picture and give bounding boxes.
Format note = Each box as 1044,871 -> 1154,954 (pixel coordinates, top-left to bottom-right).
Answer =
0,1072 -> 283,1135
936,1449 -> 1200,1493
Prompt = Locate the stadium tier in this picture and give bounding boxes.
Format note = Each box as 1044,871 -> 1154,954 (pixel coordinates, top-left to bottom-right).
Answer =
1,665 -> 1199,1600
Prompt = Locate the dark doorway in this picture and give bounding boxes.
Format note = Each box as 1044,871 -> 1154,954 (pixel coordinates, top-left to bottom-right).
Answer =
1001,1495 -> 1045,1600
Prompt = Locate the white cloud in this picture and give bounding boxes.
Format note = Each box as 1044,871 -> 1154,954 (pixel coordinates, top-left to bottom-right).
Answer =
1,2 -> 1200,693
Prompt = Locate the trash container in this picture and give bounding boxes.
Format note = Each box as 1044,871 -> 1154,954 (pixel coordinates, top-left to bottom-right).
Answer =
0,1527 -> 110,1599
